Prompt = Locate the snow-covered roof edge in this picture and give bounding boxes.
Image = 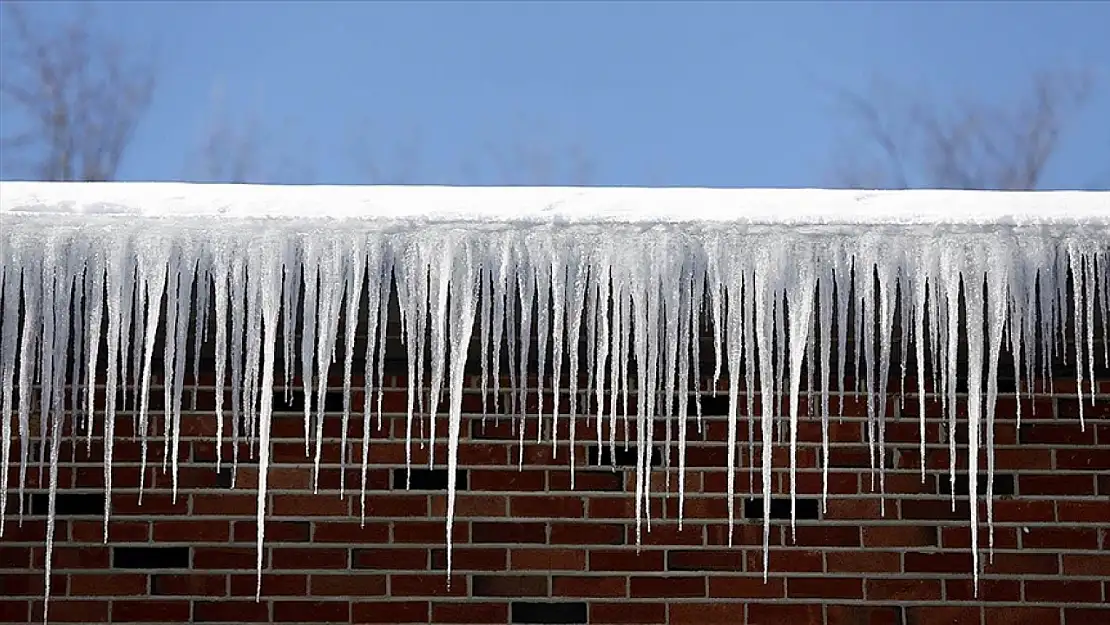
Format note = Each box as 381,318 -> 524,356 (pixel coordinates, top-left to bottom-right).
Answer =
3,181 -> 1109,227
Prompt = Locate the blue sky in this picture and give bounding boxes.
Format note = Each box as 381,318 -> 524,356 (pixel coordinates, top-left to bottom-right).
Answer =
2,1 -> 1108,188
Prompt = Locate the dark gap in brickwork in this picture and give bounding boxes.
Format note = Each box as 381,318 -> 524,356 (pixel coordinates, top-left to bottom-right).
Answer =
28,492 -> 103,516
510,601 -> 587,624
744,497 -> 819,521
114,546 -> 190,569
272,389 -> 347,412
699,395 -> 730,416
392,468 -> 468,491
588,445 -> 662,468
939,472 -> 1015,497
215,466 -> 233,488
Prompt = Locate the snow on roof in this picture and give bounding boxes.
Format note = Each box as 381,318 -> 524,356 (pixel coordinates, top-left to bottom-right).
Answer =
2,181 -> 1108,228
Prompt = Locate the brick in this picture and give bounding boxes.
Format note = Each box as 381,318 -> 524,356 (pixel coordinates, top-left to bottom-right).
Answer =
589,602 -> 666,624
1066,608 -> 1110,625
668,603 -> 744,625
868,578 -> 943,601
230,574 -> 306,597
390,574 -> 467,598
862,525 -> 938,547
945,579 -> 1022,602
471,575 -> 548,597
271,547 -> 348,570
1024,580 -> 1103,603
151,573 -> 227,596
432,547 -> 507,571
312,521 -> 389,543
511,495 -> 585,517
630,576 -> 705,598
552,575 -> 626,597
1024,527 -> 1100,550
905,606 -> 981,625
111,600 -> 191,622
827,605 -> 902,625
431,602 -> 508,624
708,576 -> 785,599
472,521 -> 546,544
309,574 -> 386,596
511,548 -> 586,571
1020,474 -> 1095,495
590,549 -> 664,572
788,577 -> 863,599
67,573 -> 148,596
30,600 -> 109,623
352,547 -> 429,570
1063,554 -> 1110,576
666,549 -> 744,571
904,551 -> 973,573
152,520 -> 230,542
747,603 -> 824,625
1056,501 -> 1110,522
352,602 -> 430,624
271,494 -> 350,516
827,550 -> 900,573
552,522 -> 625,545
984,606 -> 1062,625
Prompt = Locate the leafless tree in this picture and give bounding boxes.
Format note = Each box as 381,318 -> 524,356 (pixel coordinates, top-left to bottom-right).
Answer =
0,2 -> 156,181
830,68 -> 1097,190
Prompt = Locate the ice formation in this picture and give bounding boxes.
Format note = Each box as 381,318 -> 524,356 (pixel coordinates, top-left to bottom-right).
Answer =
1,182 -> 1108,618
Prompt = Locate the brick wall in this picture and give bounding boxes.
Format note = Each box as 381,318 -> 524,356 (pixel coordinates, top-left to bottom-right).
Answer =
2,375 -> 1108,625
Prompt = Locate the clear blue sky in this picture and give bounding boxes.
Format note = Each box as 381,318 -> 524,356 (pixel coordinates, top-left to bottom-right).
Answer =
3,1 -> 1108,188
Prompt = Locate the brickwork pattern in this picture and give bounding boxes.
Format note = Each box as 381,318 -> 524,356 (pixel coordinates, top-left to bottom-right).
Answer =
2,375 -> 1108,624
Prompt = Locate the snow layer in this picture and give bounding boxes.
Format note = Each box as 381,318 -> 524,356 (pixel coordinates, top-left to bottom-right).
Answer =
1,182 -> 1109,620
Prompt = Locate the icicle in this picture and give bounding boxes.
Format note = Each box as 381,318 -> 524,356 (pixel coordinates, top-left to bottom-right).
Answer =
339,236 -> 367,497
785,250 -> 817,538
817,268 -> 834,510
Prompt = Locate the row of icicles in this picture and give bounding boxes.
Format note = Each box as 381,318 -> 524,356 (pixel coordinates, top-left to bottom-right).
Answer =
1,226 -> 1108,621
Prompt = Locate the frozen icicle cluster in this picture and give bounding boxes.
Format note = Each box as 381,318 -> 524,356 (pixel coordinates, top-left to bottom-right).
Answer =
1,182 -> 1109,617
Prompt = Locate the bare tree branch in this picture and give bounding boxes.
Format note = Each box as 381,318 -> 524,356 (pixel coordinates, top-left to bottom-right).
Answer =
0,2 -> 155,181
830,68 -> 1094,190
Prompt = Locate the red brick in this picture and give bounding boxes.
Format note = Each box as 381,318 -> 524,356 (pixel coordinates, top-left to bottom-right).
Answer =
152,573 -> 227,596
511,495 -> 585,517
630,576 -> 705,598
393,521 -> 467,544
789,577 -> 863,599
271,547 -> 348,570
945,579 -> 1021,602
31,600 -> 110,623
352,601 -> 429,623
1024,527 -> 1100,549
432,547 -> 507,571
312,521 -> 389,543
1066,608 -> 1110,625
230,574 -> 306,597
1056,501 -> 1110,522
1020,474 -> 1095,495
152,520 -> 230,542
1025,580 -> 1103,603
390,574 -> 467,598
827,605 -> 902,625
747,549 -> 824,573
906,606 -> 982,625
863,525 -> 937,547
868,578 -> 943,601
984,553 -> 1059,575
68,573 -> 147,596
668,603 -> 743,625
984,606 -> 1062,625
708,576 -> 785,599
430,494 -> 507,517
431,602 -> 509,624
1063,554 -> 1110,576
552,575 -> 626,597
590,602 -> 666,624
511,548 -> 586,571
111,600 -> 191,622
469,469 -> 546,490
273,600 -> 350,623
471,575 -> 548,597
352,547 -> 429,570
905,551 -> 973,573
590,549 -> 664,572
667,549 -> 743,571
827,550 -> 900,573
747,603 -> 824,625
472,522 -> 546,544
309,574 -> 386,596
232,520 -> 311,543
193,547 -> 262,570
271,494 -> 350,516
191,494 -> 253,515
0,601 -> 29,623
552,522 -> 626,545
